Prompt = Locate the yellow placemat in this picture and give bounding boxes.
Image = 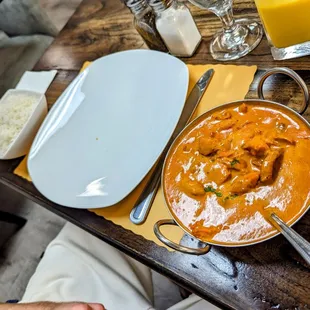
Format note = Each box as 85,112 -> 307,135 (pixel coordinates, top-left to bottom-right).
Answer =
14,62 -> 257,249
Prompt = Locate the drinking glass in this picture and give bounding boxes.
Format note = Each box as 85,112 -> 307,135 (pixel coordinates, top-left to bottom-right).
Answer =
189,0 -> 263,61
254,0 -> 310,60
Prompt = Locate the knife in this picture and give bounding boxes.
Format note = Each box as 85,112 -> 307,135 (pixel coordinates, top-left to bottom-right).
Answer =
129,68 -> 215,225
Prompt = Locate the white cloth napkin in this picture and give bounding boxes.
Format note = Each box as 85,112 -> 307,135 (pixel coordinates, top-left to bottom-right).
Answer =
16,70 -> 57,94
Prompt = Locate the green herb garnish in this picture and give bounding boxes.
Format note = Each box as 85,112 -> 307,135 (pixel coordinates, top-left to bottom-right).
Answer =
204,185 -> 215,193
204,186 -> 222,197
230,159 -> 240,166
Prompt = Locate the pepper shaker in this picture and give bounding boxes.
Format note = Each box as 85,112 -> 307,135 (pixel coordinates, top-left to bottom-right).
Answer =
147,0 -> 202,57
125,0 -> 168,52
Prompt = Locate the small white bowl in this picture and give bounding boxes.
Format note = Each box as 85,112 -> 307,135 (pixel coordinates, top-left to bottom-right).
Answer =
0,89 -> 48,160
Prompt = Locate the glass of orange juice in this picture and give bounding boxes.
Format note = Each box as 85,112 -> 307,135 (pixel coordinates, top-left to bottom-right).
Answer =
255,0 -> 310,60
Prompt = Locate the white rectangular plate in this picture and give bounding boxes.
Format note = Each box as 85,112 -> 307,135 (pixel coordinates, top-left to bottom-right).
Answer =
28,50 -> 189,209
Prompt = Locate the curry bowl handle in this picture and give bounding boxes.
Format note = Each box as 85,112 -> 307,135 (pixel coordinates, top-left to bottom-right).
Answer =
257,67 -> 309,115
154,219 -> 211,255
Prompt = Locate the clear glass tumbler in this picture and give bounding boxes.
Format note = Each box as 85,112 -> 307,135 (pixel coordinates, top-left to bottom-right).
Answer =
255,0 -> 310,60
188,0 -> 263,61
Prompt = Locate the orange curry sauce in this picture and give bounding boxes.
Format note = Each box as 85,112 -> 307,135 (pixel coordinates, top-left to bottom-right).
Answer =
164,103 -> 310,245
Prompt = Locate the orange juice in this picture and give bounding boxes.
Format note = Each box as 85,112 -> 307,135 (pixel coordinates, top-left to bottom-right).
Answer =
255,0 -> 310,48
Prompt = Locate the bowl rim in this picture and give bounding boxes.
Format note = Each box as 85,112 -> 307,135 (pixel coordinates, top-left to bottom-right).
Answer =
161,99 -> 310,248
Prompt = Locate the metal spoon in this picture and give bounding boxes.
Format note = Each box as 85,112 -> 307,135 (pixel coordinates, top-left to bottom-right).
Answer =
269,213 -> 310,265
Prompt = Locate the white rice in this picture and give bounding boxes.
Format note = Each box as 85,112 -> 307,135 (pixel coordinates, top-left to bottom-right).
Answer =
0,92 -> 38,156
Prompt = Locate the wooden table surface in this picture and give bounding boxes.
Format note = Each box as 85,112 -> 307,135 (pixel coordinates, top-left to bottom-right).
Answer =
1,0 -> 310,309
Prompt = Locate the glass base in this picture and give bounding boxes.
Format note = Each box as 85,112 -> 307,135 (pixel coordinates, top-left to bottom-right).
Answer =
210,18 -> 263,61
271,42 -> 310,60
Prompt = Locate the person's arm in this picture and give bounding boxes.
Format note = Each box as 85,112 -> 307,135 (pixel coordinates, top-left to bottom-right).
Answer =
0,302 -> 105,310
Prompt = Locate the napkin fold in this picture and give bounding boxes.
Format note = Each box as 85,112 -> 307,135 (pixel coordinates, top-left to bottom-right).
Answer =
16,70 -> 57,93
14,62 -> 257,249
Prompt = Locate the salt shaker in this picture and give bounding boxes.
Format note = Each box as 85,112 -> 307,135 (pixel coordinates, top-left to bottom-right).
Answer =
148,0 -> 202,57
125,0 -> 168,52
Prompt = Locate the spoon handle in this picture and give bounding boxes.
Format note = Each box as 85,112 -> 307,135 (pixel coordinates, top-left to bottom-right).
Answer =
270,213 -> 310,265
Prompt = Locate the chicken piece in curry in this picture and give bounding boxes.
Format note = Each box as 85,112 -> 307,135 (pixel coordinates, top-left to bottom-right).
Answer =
164,103 -> 310,245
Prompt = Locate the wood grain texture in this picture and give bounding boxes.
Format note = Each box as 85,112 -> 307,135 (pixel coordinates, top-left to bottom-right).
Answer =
1,0 -> 310,309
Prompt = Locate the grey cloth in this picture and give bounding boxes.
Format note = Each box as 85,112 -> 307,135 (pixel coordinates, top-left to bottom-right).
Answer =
0,0 -> 58,36
0,32 -> 53,96
40,0 -> 83,32
0,0 -> 57,96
